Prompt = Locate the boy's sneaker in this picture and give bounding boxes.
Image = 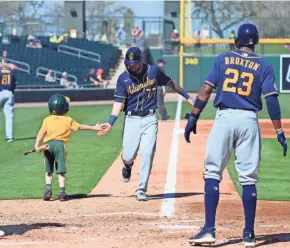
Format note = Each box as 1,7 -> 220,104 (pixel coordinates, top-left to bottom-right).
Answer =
58,192 -> 69,201
43,190 -> 52,201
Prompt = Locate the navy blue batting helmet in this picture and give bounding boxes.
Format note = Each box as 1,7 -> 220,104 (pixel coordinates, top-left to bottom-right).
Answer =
124,47 -> 143,66
235,23 -> 259,48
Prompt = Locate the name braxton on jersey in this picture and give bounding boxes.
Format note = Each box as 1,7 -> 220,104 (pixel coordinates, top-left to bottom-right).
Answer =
224,56 -> 260,71
127,79 -> 156,94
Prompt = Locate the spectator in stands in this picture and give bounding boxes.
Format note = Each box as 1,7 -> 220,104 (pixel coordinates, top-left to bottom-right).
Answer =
2,50 -> 7,59
101,32 -> 109,44
60,72 -> 77,88
1,50 -> 16,69
131,24 -> 144,46
85,68 -> 100,86
96,68 -> 109,88
115,24 -> 126,49
194,30 -> 202,54
49,33 -> 58,43
94,33 -> 101,42
11,28 -> 20,44
57,33 -> 68,43
229,30 -> 236,51
26,34 -> 42,48
45,70 -> 56,83
170,29 -> 180,54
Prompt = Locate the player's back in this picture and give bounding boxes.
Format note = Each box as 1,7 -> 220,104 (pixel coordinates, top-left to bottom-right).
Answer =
0,65 -> 15,91
42,115 -> 79,143
209,49 -> 277,112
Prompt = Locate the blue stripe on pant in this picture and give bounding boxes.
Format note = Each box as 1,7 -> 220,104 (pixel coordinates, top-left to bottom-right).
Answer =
122,112 -> 158,193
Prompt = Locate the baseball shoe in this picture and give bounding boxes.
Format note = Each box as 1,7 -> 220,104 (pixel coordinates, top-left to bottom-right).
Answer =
6,138 -> 13,143
43,190 -> 52,201
58,192 -> 69,201
0,229 -> 5,237
136,191 -> 148,201
122,164 -> 132,182
243,230 -> 256,247
188,227 -> 216,245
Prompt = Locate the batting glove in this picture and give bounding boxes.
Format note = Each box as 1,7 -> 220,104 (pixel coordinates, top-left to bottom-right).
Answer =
276,129 -> 287,156
184,113 -> 199,143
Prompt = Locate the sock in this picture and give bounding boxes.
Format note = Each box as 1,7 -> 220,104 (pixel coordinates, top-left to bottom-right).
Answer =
59,187 -> 65,194
204,178 -> 220,229
242,185 -> 257,233
46,184 -> 52,191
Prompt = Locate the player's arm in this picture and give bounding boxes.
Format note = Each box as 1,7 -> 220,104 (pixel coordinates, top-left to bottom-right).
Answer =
34,130 -> 46,151
262,64 -> 287,156
157,68 -> 193,105
184,58 -> 219,143
79,123 -> 105,131
97,76 -> 127,136
191,83 -> 213,116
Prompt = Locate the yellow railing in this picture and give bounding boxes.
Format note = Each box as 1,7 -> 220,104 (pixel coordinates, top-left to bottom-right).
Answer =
181,38 -> 290,45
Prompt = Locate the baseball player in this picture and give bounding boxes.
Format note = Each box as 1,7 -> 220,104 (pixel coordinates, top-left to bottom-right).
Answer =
0,63 -> 16,142
98,47 -> 193,201
184,24 -> 287,247
156,59 -> 170,121
34,94 -> 104,201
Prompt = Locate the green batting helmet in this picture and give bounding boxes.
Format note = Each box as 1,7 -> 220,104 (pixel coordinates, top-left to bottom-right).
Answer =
48,94 -> 69,115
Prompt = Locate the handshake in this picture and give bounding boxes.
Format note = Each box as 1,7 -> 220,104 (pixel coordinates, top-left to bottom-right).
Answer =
94,122 -> 112,136
94,122 -> 106,131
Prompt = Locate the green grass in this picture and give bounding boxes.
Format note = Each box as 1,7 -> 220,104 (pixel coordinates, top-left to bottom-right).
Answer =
227,139 -> 290,201
0,94 -> 289,200
163,94 -> 290,120
0,105 -> 124,200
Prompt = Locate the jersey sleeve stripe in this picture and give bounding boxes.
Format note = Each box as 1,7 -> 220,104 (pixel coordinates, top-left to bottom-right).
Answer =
264,92 -> 279,97
205,81 -> 216,88
165,79 -> 172,86
114,94 -> 126,99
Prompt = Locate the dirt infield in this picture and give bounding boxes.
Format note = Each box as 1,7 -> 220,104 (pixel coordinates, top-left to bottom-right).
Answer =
1,101 -> 290,247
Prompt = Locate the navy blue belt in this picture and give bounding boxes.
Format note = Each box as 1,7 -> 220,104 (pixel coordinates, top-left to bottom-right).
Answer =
125,109 -> 156,117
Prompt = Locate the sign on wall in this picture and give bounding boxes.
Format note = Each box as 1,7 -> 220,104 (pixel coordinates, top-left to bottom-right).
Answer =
280,55 -> 290,93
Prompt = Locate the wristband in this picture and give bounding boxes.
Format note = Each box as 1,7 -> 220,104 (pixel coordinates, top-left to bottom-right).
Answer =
108,115 -> 118,126
180,88 -> 190,100
193,97 -> 207,111
276,128 -> 284,134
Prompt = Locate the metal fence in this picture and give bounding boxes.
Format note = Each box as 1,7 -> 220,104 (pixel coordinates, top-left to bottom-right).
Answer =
187,17 -> 290,39
0,15 -> 164,48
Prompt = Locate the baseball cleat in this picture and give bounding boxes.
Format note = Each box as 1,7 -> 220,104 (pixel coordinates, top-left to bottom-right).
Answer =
58,193 -> 69,201
6,138 -> 13,143
188,227 -> 216,245
43,190 -> 52,201
136,191 -> 148,201
122,165 -> 132,182
243,230 -> 256,247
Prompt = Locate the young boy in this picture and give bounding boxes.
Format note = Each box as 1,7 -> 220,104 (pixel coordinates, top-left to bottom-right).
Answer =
34,94 -> 104,201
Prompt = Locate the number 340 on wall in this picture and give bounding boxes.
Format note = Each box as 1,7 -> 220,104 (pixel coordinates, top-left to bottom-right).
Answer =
184,57 -> 199,65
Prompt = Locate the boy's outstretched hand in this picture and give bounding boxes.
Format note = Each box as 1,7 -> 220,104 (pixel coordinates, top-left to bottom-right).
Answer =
95,122 -> 106,131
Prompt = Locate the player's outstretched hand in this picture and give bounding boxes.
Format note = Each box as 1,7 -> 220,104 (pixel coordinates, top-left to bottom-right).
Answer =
277,129 -> 287,156
97,123 -> 112,136
184,113 -> 199,143
187,98 -> 194,105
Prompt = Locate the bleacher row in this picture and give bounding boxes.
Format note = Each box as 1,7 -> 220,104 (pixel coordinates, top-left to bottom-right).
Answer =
0,35 -> 122,86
